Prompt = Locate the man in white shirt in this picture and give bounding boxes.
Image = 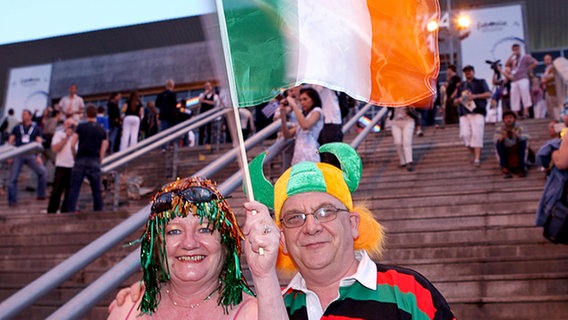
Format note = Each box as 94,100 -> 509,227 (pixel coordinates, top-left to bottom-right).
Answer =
47,118 -> 76,213
58,83 -> 85,122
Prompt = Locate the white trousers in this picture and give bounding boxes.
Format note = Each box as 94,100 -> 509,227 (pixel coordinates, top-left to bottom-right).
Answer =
391,119 -> 415,165
120,115 -> 140,151
459,113 -> 485,148
510,78 -> 532,112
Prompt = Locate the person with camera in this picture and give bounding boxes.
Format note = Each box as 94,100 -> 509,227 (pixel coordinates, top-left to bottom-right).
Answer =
47,118 -> 77,213
494,110 -> 529,178
455,65 -> 492,167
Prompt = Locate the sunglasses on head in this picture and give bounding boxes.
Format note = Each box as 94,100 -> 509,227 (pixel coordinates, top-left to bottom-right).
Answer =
151,186 -> 220,213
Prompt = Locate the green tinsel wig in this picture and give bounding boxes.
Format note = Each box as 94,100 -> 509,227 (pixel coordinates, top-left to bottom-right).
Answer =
138,176 -> 253,315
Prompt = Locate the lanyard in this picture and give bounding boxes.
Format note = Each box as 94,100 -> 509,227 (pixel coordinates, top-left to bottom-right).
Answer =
19,124 -> 33,136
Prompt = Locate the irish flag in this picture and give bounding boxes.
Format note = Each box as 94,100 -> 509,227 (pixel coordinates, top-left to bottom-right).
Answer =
217,0 -> 440,107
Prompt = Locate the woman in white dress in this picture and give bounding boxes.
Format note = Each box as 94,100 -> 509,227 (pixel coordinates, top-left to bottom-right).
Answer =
279,87 -> 324,165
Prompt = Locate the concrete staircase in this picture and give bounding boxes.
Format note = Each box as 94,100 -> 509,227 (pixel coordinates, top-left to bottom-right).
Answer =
352,118 -> 568,319
1,118 -> 567,319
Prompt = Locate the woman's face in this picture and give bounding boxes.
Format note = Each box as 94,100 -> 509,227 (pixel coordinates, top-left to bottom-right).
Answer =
164,216 -> 224,286
299,92 -> 314,112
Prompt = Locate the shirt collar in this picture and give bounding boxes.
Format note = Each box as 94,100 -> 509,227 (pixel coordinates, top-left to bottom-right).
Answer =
282,250 -> 377,294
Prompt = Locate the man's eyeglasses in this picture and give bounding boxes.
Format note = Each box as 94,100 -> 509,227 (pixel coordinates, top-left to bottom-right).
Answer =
280,207 -> 348,228
152,186 -> 220,213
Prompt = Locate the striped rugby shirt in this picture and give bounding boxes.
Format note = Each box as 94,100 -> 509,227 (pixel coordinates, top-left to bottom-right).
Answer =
282,251 -> 456,320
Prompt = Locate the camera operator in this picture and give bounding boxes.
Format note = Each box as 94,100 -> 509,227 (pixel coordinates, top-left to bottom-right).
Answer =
487,60 -> 512,112
494,110 -> 529,178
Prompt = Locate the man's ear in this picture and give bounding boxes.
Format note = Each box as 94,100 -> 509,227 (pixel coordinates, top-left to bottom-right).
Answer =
349,211 -> 360,239
280,229 -> 289,254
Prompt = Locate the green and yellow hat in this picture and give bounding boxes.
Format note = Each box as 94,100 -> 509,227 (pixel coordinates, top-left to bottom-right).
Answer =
249,143 -> 385,272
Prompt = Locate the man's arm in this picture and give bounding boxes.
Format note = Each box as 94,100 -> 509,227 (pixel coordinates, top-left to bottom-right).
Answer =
70,133 -> 79,158
100,139 -> 108,162
51,133 -> 68,153
528,55 -> 538,70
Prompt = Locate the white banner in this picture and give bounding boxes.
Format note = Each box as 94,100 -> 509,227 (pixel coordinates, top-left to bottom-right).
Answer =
460,4 -> 525,87
4,64 -> 52,121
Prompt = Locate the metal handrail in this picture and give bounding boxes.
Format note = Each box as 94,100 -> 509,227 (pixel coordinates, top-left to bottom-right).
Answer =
0,142 -> 43,162
0,104 -> 387,319
101,107 -> 230,170
46,137 -> 296,320
0,116 -> 284,320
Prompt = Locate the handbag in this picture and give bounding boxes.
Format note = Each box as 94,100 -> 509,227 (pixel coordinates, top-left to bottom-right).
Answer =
543,180 -> 568,244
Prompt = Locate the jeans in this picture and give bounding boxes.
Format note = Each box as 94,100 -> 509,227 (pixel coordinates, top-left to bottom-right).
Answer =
67,158 -> 103,212
8,154 -> 47,205
160,119 -> 176,150
47,166 -> 72,213
496,139 -> 527,170
108,126 -> 120,153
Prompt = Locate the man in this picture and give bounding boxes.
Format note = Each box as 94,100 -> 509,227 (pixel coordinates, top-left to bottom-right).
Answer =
494,110 -> 529,178
106,92 -> 122,153
112,143 -> 456,319
504,44 -> 538,118
197,81 -> 219,145
245,143 -> 455,319
47,118 -> 76,213
541,54 -> 562,121
7,109 -> 47,207
155,79 -> 178,150
444,65 -> 462,125
455,65 -> 491,167
67,105 -> 108,213
58,83 -> 85,122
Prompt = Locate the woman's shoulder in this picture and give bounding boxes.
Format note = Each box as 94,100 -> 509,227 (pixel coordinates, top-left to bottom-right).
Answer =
232,294 -> 258,320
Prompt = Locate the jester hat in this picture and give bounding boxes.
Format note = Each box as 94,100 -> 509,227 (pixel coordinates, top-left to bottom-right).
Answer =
138,177 -> 252,315
249,143 -> 385,272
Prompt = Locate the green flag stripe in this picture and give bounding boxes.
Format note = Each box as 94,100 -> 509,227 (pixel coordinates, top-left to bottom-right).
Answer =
222,0 -> 296,107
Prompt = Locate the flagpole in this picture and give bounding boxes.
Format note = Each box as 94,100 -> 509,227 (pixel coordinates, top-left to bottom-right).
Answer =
214,0 -> 255,202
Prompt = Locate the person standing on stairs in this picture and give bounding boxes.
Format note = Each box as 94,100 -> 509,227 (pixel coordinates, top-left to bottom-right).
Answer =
47,118 -> 77,213
6,109 -> 47,207
455,65 -> 491,167
388,106 -> 418,172
67,105 -> 108,213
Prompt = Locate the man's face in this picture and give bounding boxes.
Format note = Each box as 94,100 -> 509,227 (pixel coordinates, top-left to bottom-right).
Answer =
464,69 -> 474,81
544,55 -> 552,65
69,85 -> 77,95
279,192 -> 360,275
503,114 -> 516,127
21,110 -> 32,122
512,46 -> 520,56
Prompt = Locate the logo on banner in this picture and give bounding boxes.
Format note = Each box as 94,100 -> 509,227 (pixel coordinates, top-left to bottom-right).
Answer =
477,20 -> 508,32
20,77 -> 41,87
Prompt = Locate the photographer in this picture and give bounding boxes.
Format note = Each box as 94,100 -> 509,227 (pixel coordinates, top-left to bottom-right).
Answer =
494,110 -> 529,178
487,60 -> 512,112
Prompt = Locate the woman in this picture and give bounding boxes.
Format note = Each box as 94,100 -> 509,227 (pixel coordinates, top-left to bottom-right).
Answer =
280,87 -> 324,165
388,107 -> 418,171
120,90 -> 144,151
107,177 -> 270,319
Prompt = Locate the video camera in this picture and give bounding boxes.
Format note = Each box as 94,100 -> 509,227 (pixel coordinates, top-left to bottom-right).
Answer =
485,59 -> 502,80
